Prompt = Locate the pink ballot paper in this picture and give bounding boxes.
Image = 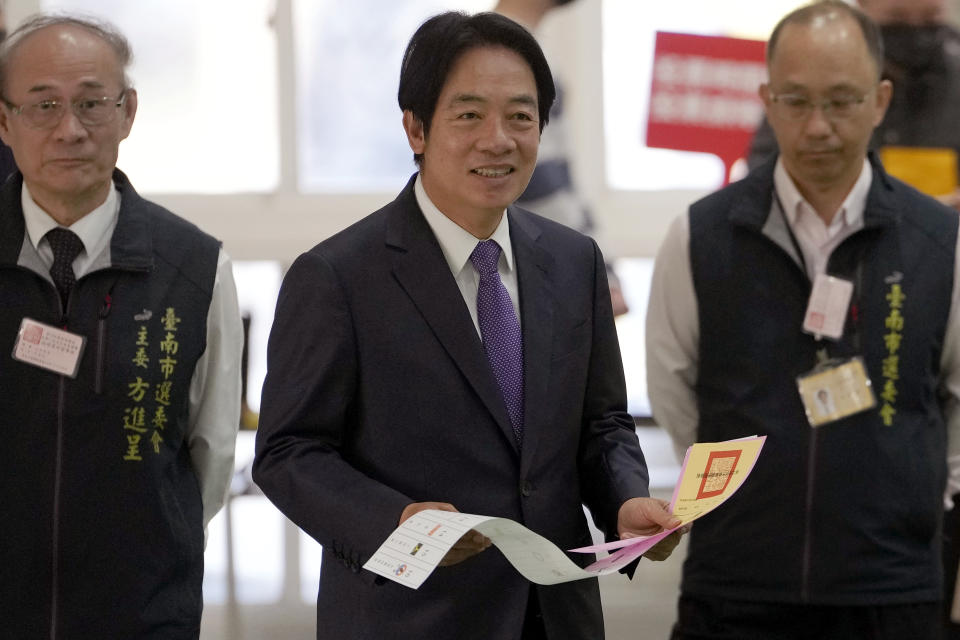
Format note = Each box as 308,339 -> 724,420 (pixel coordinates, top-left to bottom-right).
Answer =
363,436 -> 765,589
569,436 -> 767,569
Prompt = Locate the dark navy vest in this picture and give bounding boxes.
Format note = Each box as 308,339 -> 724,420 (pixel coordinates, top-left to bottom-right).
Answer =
0,171 -> 220,638
684,156 -> 957,605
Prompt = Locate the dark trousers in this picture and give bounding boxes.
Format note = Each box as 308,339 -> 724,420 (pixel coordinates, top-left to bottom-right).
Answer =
945,502 -> 960,639
670,593 -> 939,640
522,587 -> 548,640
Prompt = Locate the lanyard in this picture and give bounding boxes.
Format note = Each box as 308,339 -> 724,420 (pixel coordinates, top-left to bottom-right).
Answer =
773,190 -> 809,278
775,191 -> 865,351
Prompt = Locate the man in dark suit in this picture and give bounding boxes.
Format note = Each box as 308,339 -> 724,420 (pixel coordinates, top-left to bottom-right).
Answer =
254,11 -> 679,640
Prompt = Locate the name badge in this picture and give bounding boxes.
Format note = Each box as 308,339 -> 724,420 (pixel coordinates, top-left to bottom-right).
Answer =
12,318 -> 86,378
797,357 -> 876,427
802,274 -> 853,341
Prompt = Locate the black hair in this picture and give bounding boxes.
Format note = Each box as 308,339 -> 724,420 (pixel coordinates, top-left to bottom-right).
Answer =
767,0 -> 884,80
398,11 -> 555,166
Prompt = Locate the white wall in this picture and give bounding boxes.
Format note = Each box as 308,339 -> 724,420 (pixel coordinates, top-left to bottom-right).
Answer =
537,0 -> 707,260
146,0 -> 705,265
19,0 -> 960,265
1,0 -> 702,266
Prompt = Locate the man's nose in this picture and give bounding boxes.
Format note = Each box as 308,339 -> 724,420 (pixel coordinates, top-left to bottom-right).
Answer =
52,106 -> 88,141
476,116 -> 516,154
801,103 -> 834,137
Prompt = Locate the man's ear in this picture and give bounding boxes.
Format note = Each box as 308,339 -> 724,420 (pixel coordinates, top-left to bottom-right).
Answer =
758,83 -> 772,111
0,104 -> 14,148
873,79 -> 893,128
119,88 -> 138,141
402,110 -> 425,155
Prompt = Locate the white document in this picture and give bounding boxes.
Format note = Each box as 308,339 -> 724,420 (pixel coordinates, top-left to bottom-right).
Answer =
363,509 -> 671,589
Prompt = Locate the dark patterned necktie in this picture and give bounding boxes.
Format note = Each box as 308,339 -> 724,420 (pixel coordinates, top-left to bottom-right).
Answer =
46,228 -> 84,309
470,240 -> 524,445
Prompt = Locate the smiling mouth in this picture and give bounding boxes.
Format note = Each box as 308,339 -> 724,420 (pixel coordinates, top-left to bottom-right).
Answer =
472,167 -> 513,178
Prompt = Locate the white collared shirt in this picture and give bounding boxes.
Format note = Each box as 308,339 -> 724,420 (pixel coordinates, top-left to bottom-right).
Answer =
22,181 -> 119,277
774,158 -> 870,280
18,179 -> 242,532
415,173 -> 521,336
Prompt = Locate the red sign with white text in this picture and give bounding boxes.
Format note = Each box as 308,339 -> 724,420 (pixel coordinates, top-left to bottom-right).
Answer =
646,31 -> 767,185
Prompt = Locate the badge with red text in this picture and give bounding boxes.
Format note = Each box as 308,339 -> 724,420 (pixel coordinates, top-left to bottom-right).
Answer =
12,318 -> 86,378
802,274 -> 853,341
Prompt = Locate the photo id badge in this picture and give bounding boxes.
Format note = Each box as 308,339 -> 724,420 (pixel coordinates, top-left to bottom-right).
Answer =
12,318 -> 86,378
802,274 -> 854,341
797,356 -> 876,427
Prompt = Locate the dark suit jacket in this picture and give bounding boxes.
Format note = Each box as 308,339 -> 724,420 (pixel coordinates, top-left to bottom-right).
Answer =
253,175 -> 650,639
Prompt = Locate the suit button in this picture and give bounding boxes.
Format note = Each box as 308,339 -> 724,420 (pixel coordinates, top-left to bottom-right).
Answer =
520,481 -> 533,497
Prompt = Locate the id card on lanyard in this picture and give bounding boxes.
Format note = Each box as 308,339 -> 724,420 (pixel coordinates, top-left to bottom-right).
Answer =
12,317 -> 86,377
776,191 -> 875,426
797,356 -> 876,427
802,273 -> 854,341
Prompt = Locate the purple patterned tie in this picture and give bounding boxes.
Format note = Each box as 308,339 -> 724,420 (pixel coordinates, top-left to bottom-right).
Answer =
470,240 -> 524,445
46,228 -> 84,309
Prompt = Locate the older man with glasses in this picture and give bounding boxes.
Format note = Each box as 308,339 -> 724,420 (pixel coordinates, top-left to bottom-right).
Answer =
0,14 -> 242,639
647,1 -> 960,637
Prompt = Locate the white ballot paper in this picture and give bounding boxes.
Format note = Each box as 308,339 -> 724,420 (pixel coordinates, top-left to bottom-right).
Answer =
363,509 -> 661,589
364,436 -> 766,590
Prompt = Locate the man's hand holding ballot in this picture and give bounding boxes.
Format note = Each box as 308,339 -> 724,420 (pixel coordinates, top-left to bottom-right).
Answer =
399,501 -> 492,567
367,436 -> 765,589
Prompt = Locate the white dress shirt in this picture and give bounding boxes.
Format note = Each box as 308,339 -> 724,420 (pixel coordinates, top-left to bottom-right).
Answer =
646,158 -> 960,507
774,158 -> 869,281
415,174 -> 521,333
22,181 -> 243,529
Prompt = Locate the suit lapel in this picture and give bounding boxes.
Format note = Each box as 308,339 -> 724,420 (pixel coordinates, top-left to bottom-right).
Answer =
509,209 -> 555,474
386,180 -> 520,455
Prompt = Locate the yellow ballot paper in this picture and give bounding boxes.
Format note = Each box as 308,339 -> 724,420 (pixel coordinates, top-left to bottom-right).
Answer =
880,146 -> 958,197
669,436 -> 766,526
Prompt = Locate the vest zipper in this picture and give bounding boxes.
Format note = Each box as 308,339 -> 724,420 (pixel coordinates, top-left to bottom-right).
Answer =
95,294 -> 113,394
50,377 -> 66,640
762,208 -> 874,602
800,423 -> 819,602
50,283 -> 74,639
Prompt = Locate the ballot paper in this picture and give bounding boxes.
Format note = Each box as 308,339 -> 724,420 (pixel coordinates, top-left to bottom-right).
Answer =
363,436 -> 766,589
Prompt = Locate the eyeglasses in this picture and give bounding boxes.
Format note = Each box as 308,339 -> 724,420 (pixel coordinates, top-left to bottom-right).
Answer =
3,91 -> 128,130
769,90 -> 871,121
